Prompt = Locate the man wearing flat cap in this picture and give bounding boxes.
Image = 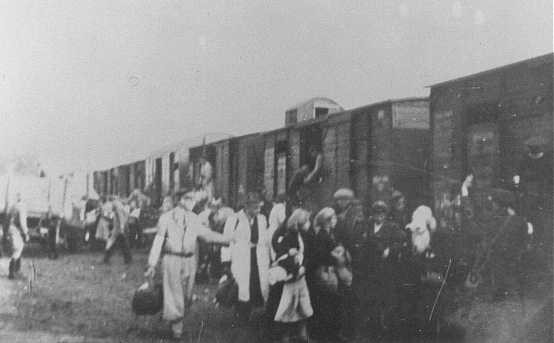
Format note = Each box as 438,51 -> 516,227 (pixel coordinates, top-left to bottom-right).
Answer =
513,136 -> 552,249
355,200 -> 406,332
145,189 -> 231,339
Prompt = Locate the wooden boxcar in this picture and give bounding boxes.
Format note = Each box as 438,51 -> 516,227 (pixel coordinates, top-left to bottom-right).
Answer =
190,133 -> 265,207
263,97 -> 430,212
429,53 -> 553,212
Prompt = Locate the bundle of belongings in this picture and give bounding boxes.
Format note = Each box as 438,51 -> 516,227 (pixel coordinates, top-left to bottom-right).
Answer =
132,281 -> 163,315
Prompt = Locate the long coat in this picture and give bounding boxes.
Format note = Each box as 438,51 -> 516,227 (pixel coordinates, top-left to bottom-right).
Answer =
221,210 -> 271,303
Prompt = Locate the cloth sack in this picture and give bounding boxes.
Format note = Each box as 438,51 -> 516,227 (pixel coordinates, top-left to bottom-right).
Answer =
313,265 -> 339,293
331,245 -> 353,287
268,265 -> 290,286
215,274 -> 238,308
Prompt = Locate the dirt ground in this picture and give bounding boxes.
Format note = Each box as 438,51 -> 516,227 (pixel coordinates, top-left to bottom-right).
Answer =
0,245 -> 551,343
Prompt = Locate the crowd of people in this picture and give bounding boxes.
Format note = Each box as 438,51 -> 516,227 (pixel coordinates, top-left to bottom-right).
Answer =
146,141 -> 553,342
1,138 -> 548,342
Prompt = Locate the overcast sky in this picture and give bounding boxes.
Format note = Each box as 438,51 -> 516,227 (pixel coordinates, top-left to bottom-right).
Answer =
0,0 -> 551,175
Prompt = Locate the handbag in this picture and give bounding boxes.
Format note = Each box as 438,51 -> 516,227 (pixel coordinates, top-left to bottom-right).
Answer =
314,265 -> 339,293
132,280 -> 163,316
215,274 -> 238,308
331,245 -> 353,287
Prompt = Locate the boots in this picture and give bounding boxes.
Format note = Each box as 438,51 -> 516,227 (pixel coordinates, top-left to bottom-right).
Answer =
15,258 -> 21,272
8,259 -> 15,280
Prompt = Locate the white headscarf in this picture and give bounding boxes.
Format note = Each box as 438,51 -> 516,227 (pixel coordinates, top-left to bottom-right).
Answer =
406,205 -> 437,254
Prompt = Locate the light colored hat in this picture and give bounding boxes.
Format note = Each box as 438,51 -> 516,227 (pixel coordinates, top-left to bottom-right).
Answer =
333,188 -> 354,200
371,200 -> 389,214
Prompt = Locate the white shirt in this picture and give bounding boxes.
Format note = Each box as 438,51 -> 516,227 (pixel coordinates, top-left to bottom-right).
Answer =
374,222 -> 383,234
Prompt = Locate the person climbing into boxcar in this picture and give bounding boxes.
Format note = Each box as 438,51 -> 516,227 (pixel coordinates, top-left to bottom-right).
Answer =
266,209 -> 313,343
513,136 -> 552,251
39,206 -> 60,259
304,146 -> 323,185
221,192 -> 271,326
465,187 -> 531,301
286,146 -> 323,214
144,189 -> 231,340
287,165 -> 310,212
103,199 -> 132,264
361,201 -> 407,335
7,194 -> 29,280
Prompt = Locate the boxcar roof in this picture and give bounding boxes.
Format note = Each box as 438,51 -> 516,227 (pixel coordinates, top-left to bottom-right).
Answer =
428,53 -> 553,89
348,97 -> 428,112
285,97 -> 343,112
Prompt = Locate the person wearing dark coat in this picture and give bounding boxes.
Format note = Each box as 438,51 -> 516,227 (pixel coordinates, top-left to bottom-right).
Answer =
483,188 -> 530,301
355,201 -> 407,334
308,207 -> 346,342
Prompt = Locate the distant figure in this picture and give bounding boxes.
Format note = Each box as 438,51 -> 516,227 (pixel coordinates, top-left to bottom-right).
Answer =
7,194 -> 29,280
198,155 -> 214,203
128,199 -> 142,248
103,200 -> 132,264
39,206 -> 60,259
95,198 -> 113,243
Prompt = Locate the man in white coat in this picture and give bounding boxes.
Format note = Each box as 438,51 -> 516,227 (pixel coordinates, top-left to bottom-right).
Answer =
145,189 -> 230,339
221,192 -> 271,325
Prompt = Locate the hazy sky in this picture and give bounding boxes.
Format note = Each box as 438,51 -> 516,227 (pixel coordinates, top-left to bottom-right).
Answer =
0,0 -> 551,175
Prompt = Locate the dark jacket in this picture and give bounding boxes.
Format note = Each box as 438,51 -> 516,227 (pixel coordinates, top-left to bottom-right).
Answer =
312,229 -> 339,269
355,219 -> 407,278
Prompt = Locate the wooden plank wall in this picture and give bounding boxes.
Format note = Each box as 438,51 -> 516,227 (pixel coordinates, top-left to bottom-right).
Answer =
430,55 -> 553,212
350,111 -> 371,202
264,134 -> 276,200
321,125 -> 336,206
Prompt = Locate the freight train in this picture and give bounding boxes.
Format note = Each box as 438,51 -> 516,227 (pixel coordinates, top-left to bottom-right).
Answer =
91,53 -> 553,223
